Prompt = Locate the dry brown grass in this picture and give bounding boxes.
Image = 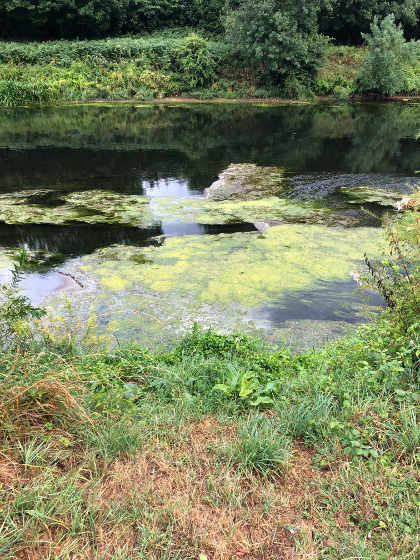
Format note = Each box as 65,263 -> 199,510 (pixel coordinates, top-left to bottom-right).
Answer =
7,413 -> 408,560
87,417 -> 326,560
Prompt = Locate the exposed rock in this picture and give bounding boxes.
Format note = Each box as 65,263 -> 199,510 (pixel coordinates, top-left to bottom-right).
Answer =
253,222 -> 270,232
205,163 -> 286,201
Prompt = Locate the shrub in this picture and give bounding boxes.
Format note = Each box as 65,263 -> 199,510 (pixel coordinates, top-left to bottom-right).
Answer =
0,79 -> 57,106
361,189 -> 420,335
176,33 -> 218,88
357,15 -> 420,96
136,69 -> 175,96
0,250 -> 46,348
224,0 -> 329,86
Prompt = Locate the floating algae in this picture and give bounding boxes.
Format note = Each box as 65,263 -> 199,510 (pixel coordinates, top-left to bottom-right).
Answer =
151,195 -> 372,227
1,103 -> 412,349
339,186 -> 407,207
45,224 -> 384,349
0,190 -> 154,228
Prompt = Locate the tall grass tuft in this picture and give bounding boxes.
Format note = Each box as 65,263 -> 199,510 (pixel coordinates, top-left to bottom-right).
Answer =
227,414 -> 292,475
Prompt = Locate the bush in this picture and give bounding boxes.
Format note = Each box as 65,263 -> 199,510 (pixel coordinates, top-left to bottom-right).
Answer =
0,250 -> 46,348
0,79 -> 57,107
357,15 -> 420,96
362,189 -> 420,335
224,0 -> 329,87
176,33 -> 218,88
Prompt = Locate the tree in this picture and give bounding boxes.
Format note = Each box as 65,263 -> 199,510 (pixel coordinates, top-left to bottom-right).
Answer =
357,14 -> 420,96
319,1 -> 420,45
224,0 -> 328,88
0,0 -> 224,40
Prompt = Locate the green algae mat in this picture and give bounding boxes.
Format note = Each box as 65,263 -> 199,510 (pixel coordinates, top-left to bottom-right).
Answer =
0,102 -> 419,348
42,224 -> 384,349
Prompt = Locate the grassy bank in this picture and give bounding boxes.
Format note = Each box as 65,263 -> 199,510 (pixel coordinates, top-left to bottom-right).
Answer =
1,31 -> 419,107
0,199 -> 419,558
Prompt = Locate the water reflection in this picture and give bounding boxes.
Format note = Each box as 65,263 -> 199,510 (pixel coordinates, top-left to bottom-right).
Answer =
142,177 -> 200,198
161,222 -> 257,237
251,280 -> 384,327
1,103 -> 419,198
0,221 -> 258,257
0,223 -> 163,256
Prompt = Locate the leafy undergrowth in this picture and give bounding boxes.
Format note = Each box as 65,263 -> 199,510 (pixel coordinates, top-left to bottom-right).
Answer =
1,32 -> 419,107
314,46 -> 367,98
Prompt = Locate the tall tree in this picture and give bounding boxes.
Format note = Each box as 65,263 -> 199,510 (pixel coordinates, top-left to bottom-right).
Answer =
225,0 -> 328,85
319,0 -> 420,44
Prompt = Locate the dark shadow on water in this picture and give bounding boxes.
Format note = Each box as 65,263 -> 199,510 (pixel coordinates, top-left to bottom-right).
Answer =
161,222 -> 257,237
1,103 -> 419,196
250,279 -> 384,327
0,221 -> 258,259
0,223 -> 163,257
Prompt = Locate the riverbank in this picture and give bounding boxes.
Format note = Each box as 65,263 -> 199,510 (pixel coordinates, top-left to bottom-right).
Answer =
1,309 -> 418,559
0,198 -> 419,559
1,33 -> 419,107
61,95 -> 420,107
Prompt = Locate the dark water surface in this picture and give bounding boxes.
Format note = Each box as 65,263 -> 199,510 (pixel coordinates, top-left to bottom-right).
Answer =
0,102 -> 418,347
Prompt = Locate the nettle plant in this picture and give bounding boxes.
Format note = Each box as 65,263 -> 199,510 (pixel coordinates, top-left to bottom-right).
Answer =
353,189 -> 419,338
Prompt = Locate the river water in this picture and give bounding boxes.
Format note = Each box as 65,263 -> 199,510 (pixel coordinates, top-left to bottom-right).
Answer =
0,101 -> 419,348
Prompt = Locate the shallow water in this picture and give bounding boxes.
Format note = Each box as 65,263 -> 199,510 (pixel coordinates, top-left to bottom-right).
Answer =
0,101 -> 419,348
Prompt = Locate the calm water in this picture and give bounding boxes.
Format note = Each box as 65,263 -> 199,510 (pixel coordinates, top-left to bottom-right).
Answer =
0,102 -> 419,347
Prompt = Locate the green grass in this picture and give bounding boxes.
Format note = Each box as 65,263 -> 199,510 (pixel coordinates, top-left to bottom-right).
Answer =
0,302 -> 418,558
223,414 -> 292,475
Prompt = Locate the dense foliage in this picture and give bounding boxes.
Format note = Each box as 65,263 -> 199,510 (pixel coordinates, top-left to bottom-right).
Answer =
0,32 -> 234,105
319,0 -> 420,44
1,0 -> 419,103
0,0 -> 225,39
2,0 -> 419,42
224,0 -> 328,89
357,15 -> 420,95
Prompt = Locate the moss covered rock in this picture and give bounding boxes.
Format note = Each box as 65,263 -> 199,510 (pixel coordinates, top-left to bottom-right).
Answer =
205,163 -> 287,201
